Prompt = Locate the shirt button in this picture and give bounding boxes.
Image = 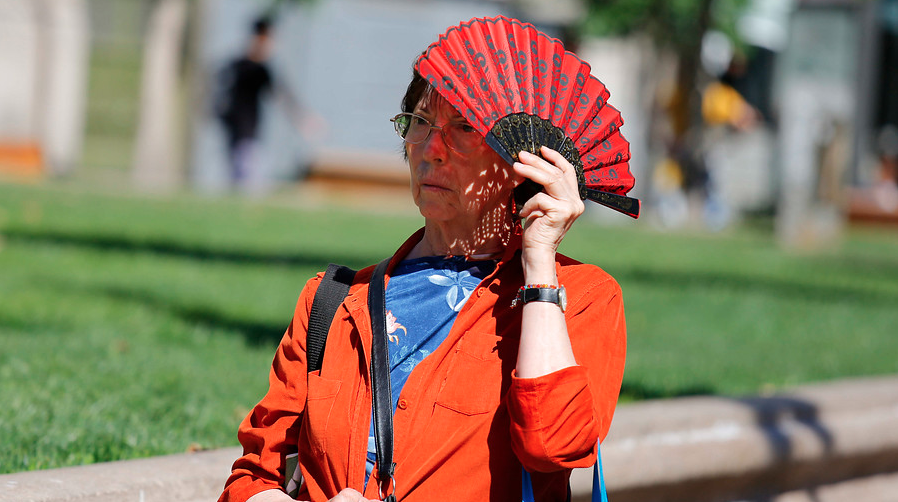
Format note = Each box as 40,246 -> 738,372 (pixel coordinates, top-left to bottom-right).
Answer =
397,399 -> 409,410
476,288 -> 484,297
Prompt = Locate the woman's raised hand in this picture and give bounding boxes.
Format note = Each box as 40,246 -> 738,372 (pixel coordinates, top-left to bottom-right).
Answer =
513,147 -> 585,282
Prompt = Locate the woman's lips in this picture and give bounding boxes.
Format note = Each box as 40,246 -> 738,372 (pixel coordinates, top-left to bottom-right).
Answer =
419,180 -> 451,192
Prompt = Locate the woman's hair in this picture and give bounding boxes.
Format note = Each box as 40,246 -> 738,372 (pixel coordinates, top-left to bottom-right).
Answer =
398,70 -> 434,160
401,70 -> 432,114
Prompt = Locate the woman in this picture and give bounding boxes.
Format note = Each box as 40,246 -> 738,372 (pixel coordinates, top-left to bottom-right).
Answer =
219,17 -> 628,502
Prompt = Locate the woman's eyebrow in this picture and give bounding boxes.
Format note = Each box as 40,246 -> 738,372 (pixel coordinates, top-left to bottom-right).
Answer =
442,111 -> 466,122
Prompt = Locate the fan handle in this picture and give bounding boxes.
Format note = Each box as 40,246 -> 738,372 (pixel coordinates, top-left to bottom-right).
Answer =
514,183 -> 640,219
584,189 -> 641,218
513,180 -> 543,218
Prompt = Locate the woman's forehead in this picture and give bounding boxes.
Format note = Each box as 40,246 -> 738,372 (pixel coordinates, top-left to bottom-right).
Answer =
414,92 -> 462,119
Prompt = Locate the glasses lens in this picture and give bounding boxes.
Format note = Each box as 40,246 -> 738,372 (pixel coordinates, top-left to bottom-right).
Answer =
392,113 -> 482,152
392,114 -> 411,138
445,123 -> 483,152
404,115 -> 432,144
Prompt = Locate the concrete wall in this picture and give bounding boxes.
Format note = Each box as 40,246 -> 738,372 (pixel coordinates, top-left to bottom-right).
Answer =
3,375 -> 897,502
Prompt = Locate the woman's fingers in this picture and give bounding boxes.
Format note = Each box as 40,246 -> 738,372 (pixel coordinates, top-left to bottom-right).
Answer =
513,147 -> 585,254
517,190 -> 583,225
515,149 -> 567,186
536,146 -> 572,173
514,147 -> 584,220
514,148 -> 581,202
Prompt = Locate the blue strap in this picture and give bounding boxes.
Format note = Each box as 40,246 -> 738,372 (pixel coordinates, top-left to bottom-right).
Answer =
522,469 -> 535,502
521,440 -> 607,502
594,440 -> 608,502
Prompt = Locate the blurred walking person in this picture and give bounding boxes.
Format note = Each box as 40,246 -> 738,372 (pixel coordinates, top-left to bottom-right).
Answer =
215,16 -> 323,194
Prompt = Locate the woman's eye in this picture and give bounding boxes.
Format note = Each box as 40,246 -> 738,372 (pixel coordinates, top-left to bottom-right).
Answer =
459,124 -> 476,133
411,116 -> 430,126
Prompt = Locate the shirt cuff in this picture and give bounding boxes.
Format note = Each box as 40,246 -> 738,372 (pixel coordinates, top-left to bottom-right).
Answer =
506,366 -> 598,471
507,365 -> 590,430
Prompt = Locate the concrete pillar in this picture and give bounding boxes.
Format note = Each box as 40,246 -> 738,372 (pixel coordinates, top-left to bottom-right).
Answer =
776,83 -> 853,250
36,0 -> 91,176
132,0 -> 189,191
0,0 -> 89,177
0,0 -> 41,176
774,7 -> 859,250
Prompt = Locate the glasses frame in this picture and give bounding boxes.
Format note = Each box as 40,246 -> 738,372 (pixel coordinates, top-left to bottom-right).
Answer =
390,113 -> 483,154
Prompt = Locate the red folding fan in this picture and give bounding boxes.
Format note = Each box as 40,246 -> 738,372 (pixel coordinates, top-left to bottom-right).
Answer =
415,16 -> 640,218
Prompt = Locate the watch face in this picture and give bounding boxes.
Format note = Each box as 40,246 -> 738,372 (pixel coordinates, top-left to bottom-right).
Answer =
559,286 -> 567,312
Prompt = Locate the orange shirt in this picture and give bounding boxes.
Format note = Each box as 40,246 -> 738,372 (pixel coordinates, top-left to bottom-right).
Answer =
219,230 -> 627,502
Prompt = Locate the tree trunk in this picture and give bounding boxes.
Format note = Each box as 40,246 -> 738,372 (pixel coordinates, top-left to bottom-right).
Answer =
36,0 -> 90,176
663,0 -> 714,203
132,0 -> 188,191
670,0 -> 713,144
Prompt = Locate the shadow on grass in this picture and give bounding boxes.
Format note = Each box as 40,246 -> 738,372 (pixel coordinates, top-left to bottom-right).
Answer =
3,227 -> 379,271
12,227 -> 898,307
4,228 -> 391,347
811,254 -> 898,279
27,277 -> 295,346
619,381 -> 716,401
97,284 -> 290,346
616,267 -> 898,306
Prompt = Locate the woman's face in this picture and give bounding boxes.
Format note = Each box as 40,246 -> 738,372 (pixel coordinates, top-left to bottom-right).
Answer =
407,94 -> 517,225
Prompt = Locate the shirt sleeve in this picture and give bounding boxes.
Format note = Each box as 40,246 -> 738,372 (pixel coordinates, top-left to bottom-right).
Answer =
506,274 -> 627,473
218,275 -> 320,502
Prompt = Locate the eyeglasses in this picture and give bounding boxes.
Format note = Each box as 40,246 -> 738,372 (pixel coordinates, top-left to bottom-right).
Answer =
390,113 -> 483,153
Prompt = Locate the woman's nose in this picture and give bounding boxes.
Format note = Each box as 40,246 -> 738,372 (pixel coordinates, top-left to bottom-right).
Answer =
422,126 -> 448,164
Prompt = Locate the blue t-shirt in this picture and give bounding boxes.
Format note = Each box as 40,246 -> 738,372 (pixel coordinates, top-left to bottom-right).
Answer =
364,256 -> 497,483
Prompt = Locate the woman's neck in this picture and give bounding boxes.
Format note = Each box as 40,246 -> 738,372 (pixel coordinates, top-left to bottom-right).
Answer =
409,208 -> 513,260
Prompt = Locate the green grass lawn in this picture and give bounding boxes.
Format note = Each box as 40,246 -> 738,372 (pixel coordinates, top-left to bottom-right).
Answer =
1,180 -> 897,474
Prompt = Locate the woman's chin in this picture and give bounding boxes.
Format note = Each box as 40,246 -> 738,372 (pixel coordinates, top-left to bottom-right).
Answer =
415,200 -> 458,222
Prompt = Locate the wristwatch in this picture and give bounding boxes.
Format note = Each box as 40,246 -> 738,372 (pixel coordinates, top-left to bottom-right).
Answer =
513,285 -> 567,312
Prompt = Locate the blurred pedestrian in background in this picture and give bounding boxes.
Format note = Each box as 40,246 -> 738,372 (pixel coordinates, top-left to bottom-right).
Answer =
215,15 -> 324,194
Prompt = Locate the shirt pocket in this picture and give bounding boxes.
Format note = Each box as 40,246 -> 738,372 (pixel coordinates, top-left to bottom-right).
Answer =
434,330 -> 511,416
303,373 -> 342,457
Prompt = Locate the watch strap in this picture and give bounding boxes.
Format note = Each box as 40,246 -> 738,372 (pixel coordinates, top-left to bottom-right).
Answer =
513,285 -> 566,311
521,287 -> 561,304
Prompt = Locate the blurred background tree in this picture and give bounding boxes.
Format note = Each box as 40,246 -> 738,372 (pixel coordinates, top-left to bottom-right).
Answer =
581,0 -> 748,143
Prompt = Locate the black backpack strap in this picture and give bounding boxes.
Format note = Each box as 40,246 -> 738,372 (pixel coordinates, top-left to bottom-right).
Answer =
368,258 -> 396,501
306,263 -> 356,374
